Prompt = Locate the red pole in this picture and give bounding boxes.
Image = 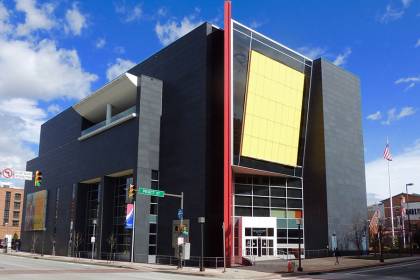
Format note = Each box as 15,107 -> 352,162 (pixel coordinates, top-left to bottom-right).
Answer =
223,0 -> 232,266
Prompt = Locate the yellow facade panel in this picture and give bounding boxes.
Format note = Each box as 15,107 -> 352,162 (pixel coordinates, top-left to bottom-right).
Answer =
241,50 -> 305,167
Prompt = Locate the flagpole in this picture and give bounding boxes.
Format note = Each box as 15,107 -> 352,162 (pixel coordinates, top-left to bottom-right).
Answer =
386,138 -> 395,246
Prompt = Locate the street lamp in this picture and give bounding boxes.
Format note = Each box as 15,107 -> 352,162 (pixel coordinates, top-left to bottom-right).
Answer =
405,183 -> 414,256
198,217 -> 205,272
91,219 -> 97,260
296,218 -> 303,272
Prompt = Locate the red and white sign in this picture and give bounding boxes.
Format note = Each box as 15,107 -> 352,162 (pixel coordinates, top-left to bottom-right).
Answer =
1,168 -> 33,180
1,168 -> 14,179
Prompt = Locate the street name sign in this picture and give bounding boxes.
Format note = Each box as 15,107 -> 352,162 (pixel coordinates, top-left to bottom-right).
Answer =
138,187 -> 165,197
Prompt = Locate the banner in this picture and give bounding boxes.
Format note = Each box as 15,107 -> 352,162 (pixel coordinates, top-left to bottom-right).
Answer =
24,190 -> 48,231
125,203 -> 134,229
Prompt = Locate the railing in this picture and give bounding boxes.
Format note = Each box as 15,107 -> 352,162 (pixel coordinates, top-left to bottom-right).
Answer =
80,106 -> 136,137
154,255 -> 225,268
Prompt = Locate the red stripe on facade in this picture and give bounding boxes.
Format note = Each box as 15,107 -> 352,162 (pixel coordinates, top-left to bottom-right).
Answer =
223,0 -> 232,264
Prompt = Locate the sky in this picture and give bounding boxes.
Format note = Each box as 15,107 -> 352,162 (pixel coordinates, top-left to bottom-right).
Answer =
0,0 -> 419,205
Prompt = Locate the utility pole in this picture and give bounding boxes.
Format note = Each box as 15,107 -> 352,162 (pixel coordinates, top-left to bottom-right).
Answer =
297,218 -> 303,272
198,217 -> 205,271
131,200 -> 136,262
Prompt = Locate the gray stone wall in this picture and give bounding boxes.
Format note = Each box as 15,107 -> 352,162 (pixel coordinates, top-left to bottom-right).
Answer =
320,59 -> 367,250
134,75 -> 163,262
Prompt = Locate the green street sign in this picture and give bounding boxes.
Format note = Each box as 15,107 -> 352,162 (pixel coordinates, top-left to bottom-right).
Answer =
138,187 -> 165,198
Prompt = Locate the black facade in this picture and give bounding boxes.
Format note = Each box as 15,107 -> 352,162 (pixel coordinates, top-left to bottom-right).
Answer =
22,23 -> 224,260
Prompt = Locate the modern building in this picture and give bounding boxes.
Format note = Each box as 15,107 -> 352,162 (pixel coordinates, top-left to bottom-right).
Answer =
21,2 -> 367,264
0,184 -> 23,240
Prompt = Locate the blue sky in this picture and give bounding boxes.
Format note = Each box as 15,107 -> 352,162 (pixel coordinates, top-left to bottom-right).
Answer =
0,0 -> 419,203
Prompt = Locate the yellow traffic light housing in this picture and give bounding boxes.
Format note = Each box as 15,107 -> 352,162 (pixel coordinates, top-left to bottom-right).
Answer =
34,170 -> 42,187
127,184 -> 137,203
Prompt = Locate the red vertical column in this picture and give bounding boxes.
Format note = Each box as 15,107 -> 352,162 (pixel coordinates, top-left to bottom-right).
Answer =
223,0 -> 232,265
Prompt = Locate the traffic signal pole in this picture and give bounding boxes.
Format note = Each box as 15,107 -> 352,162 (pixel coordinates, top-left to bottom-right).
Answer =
164,192 -> 184,269
131,200 -> 136,262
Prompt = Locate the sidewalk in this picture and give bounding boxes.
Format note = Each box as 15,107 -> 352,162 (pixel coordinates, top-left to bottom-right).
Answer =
238,255 -> 420,277
6,251 -> 420,279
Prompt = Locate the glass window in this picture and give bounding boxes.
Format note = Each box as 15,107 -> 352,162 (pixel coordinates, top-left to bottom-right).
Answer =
253,208 -> 269,217
277,238 -> 288,244
150,204 -> 158,215
271,198 -> 286,208
12,221 -> 19,227
288,219 -> 299,229
14,193 -> 21,201
253,185 -> 269,196
287,179 -> 301,188
277,219 -> 287,228
253,176 -> 269,186
235,174 -> 252,184
235,184 -> 252,195
270,177 -> 286,187
271,187 -> 286,197
272,209 -> 286,218
288,199 -> 302,208
277,229 -> 287,237
151,170 -> 159,181
268,228 -> 274,236
149,245 -> 156,255
288,229 -> 302,238
253,197 -> 269,207
235,207 -> 252,216
287,210 -> 302,219
235,195 -> 252,206
149,223 -> 157,233
149,235 -> 156,244
149,215 -> 157,223
245,228 -> 251,236
151,180 -> 158,189
288,188 -> 302,198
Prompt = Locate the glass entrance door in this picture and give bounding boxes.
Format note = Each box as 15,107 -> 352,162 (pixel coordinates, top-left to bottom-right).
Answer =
245,237 -> 274,257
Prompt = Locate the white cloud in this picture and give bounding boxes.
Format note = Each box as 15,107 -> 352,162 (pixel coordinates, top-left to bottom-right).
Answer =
64,3 -> 87,36
398,106 -> 416,118
401,0 -> 412,8
155,15 -> 202,46
297,46 -> 327,60
333,48 -> 352,66
395,75 -> 420,90
106,58 -> 136,81
366,139 -> 420,205
157,7 -> 167,17
114,46 -> 125,54
381,107 -> 416,125
95,37 -> 106,48
415,39 -> 420,48
0,38 -> 97,101
367,111 -> 382,121
15,0 -> 56,36
249,19 -> 264,29
47,104 -> 61,114
0,1 -> 12,34
115,2 -> 142,22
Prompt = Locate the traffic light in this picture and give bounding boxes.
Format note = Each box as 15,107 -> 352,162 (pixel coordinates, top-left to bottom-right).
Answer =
127,184 -> 137,203
34,170 -> 42,187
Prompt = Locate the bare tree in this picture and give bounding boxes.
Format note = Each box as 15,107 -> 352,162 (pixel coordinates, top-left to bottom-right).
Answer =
107,233 -> 117,262
73,232 -> 83,259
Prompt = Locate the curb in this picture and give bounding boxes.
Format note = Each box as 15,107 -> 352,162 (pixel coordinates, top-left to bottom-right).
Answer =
281,257 -> 420,277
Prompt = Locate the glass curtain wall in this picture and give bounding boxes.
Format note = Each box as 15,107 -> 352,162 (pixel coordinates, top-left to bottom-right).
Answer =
233,174 -> 303,255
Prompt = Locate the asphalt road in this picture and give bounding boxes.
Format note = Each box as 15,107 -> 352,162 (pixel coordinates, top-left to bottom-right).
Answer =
291,260 -> 420,280
0,254 -> 214,280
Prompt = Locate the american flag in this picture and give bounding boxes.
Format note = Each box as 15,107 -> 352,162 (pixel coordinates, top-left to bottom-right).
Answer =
383,143 -> 393,161
369,209 -> 380,236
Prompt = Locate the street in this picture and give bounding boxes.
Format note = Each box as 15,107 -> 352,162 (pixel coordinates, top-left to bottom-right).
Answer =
0,254 -> 214,280
291,260 -> 420,280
